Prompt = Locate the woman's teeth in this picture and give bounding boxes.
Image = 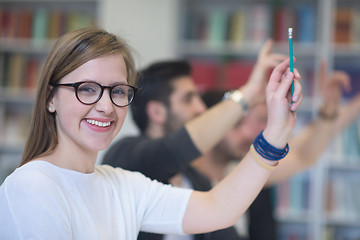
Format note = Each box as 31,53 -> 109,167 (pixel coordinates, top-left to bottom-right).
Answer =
86,119 -> 111,127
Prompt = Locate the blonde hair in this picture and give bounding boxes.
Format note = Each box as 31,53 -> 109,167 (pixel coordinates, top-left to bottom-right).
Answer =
20,27 -> 136,166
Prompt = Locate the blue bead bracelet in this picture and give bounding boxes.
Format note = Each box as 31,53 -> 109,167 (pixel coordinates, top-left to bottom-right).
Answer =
253,130 -> 289,161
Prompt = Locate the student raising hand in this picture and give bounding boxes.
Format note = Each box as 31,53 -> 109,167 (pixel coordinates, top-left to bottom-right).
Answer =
182,58 -> 302,234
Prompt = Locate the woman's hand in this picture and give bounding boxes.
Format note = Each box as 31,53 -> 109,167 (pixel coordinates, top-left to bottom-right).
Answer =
263,58 -> 302,148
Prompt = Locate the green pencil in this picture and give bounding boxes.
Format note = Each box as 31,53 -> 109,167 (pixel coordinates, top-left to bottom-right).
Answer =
288,28 -> 294,100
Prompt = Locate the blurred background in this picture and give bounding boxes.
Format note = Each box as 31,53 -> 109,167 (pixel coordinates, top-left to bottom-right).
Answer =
0,0 -> 360,239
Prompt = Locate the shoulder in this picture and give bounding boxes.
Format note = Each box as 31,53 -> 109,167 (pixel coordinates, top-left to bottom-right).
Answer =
0,161 -> 67,202
2,161 -> 59,189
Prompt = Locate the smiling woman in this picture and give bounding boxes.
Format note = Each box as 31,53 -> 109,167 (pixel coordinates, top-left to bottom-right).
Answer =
47,53 -> 131,161
0,27 -> 303,240
20,27 -> 137,168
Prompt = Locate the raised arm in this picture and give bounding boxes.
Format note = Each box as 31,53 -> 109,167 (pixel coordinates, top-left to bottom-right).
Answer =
183,58 -> 302,234
186,39 -> 287,154
267,60 -> 360,185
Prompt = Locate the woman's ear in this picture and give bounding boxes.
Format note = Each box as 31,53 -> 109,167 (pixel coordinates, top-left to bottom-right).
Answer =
47,86 -> 56,113
47,100 -> 55,113
146,100 -> 167,125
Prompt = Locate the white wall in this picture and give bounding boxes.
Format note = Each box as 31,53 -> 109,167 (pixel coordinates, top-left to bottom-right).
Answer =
99,0 -> 180,67
96,0 -> 180,163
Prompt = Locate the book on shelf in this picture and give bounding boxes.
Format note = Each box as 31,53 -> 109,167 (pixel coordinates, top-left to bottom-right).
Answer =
228,9 -> 247,45
297,4 -> 316,43
334,8 -> 352,44
206,10 -> 228,48
0,7 -> 3,37
19,9 -> 33,39
6,9 -> 20,39
1,54 -> 10,88
48,9 -> 64,40
275,171 -> 310,218
246,4 -> 270,45
0,54 -> 4,88
331,119 -> 360,165
8,54 -> 26,93
326,173 -> 360,221
188,12 -> 207,42
221,61 -> 254,90
278,223 -> 309,240
273,7 -> 294,43
0,8 -> 10,38
190,60 -> 218,93
24,58 -> 41,90
351,9 -> 360,44
31,8 -> 49,45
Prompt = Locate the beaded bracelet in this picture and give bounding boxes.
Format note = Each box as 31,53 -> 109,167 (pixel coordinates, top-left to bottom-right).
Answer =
253,130 -> 289,161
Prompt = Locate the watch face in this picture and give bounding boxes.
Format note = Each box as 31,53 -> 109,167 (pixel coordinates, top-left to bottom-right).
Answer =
228,90 -> 248,113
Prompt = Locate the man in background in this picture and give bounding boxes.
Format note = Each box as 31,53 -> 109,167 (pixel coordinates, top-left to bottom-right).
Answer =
102,40 -> 286,240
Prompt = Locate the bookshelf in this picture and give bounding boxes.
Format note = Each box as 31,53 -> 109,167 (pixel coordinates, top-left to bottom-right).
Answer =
177,0 -> 360,239
0,0 -> 98,184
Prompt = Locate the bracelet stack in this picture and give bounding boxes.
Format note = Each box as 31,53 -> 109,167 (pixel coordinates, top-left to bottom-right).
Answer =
250,130 -> 289,170
253,130 -> 289,161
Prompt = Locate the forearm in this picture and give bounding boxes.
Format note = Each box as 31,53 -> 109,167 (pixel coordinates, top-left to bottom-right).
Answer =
185,99 -> 246,153
183,152 -> 274,233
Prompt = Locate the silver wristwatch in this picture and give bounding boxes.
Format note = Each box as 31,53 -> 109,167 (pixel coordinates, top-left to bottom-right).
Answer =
223,90 -> 248,114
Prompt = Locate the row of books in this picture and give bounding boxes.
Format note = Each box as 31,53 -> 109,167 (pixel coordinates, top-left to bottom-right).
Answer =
330,119 -> 360,165
0,7 -> 95,41
278,224 -> 309,240
183,4 -> 316,47
325,172 -> 360,221
324,226 -> 360,240
275,171 -> 311,218
190,60 -> 253,92
0,53 -> 43,91
190,59 -> 315,96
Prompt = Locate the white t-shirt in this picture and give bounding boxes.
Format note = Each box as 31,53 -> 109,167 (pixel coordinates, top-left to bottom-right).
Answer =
0,161 -> 192,240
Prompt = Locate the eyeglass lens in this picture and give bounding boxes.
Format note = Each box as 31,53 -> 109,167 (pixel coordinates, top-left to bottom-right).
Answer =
76,82 -> 134,107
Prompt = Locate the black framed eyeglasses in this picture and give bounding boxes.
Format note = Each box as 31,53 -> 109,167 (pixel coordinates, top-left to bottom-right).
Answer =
52,81 -> 138,107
